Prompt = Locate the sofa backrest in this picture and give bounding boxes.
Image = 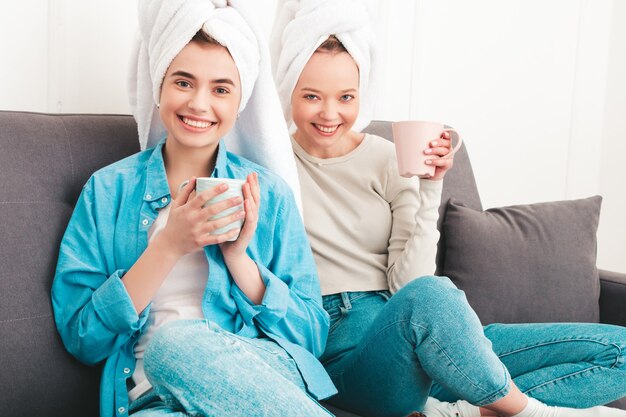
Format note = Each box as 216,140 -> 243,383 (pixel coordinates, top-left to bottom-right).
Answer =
363,120 -> 483,272
0,112 -> 482,415
0,111 -> 139,416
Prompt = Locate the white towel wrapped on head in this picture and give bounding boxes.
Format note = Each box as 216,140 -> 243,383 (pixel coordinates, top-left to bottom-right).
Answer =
270,0 -> 380,132
128,0 -> 301,208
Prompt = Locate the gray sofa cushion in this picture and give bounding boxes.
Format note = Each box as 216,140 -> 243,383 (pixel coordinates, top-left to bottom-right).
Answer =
0,111 -> 139,416
441,196 -> 602,325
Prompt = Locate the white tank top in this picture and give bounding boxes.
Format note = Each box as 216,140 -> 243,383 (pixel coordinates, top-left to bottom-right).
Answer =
128,204 -> 208,401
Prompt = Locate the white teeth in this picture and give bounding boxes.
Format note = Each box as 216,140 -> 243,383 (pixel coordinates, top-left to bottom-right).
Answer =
182,117 -> 211,128
315,124 -> 338,133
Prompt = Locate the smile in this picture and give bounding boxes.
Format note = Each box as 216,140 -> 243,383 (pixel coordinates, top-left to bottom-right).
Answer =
313,124 -> 339,134
181,116 -> 215,129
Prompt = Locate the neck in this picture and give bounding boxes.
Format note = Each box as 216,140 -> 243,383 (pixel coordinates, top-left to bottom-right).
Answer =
162,139 -> 219,198
294,129 -> 365,159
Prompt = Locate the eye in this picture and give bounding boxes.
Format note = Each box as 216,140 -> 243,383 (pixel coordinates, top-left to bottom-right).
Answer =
175,80 -> 191,88
304,94 -> 319,101
215,87 -> 230,95
340,94 -> 355,102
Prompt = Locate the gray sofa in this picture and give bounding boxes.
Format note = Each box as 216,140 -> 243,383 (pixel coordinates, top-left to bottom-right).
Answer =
1,110 -> 624,417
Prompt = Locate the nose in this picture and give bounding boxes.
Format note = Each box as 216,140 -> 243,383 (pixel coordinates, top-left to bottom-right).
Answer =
188,90 -> 210,113
319,100 -> 338,120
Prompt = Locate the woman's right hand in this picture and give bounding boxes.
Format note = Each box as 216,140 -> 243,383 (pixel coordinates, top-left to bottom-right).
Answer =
155,177 -> 245,257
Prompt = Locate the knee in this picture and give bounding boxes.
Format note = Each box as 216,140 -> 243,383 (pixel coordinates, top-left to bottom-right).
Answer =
143,319 -> 218,383
391,276 -> 469,320
605,325 -> 626,369
395,275 -> 461,305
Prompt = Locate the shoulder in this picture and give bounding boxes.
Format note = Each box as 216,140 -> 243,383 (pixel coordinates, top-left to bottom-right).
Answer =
81,148 -> 152,203
362,134 -> 420,198
354,134 -> 397,166
364,133 -> 396,155
351,134 -> 399,178
90,148 -> 151,184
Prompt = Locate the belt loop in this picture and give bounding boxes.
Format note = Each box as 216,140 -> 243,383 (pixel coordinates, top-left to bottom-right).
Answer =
339,292 -> 352,316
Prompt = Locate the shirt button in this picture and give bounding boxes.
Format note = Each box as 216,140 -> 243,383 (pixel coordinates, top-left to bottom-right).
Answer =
145,194 -> 152,200
142,219 -> 149,226
161,197 -> 168,203
118,407 -> 126,414
123,367 -> 131,374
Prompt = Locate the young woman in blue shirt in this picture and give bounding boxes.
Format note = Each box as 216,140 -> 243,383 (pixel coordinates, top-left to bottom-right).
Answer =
51,1 -> 335,416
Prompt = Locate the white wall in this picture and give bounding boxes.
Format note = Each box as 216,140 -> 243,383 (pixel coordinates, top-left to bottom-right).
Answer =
1,0 -> 624,272
597,0 -> 626,273
1,0 -> 49,112
377,0 -> 624,273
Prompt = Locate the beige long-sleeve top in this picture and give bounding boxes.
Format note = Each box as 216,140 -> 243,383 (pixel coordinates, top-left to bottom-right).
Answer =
292,134 -> 443,295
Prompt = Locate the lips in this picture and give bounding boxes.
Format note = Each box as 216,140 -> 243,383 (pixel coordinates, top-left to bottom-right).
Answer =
179,116 -> 215,129
313,123 -> 339,134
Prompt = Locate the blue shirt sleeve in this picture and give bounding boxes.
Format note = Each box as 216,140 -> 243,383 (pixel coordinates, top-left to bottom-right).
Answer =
51,178 -> 148,366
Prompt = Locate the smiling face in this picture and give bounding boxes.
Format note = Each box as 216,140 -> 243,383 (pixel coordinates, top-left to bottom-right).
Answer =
291,50 -> 361,158
159,40 -> 241,153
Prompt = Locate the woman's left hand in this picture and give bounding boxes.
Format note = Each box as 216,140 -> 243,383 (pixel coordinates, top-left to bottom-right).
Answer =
424,131 -> 455,181
219,172 -> 260,260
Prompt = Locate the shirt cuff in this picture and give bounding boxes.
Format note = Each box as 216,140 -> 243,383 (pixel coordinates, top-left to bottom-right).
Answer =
92,270 -> 146,334
419,178 -> 445,191
231,262 -> 290,327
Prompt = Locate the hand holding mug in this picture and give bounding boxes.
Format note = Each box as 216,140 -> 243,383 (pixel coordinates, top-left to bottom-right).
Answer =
392,121 -> 462,180
156,177 -> 245,257
424,130 -> 456,181
219,172 -> 260,260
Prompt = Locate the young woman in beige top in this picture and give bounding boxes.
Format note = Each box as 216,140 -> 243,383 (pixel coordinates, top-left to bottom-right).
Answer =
271,1 -> 626,416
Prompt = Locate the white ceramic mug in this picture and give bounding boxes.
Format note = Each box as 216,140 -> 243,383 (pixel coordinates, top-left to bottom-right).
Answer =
179,177 -> 245,241
392,120 -> 463,178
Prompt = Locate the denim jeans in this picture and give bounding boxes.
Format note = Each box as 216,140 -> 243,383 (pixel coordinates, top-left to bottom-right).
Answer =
321,276 -> 626,417
129,319 -> 332,417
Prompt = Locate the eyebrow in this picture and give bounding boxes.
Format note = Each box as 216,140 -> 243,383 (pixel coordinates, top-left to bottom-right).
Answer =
301,87 -> 357,94
170,71 -> 196,80
213,78 -> 236,86
169,71 -> 235,86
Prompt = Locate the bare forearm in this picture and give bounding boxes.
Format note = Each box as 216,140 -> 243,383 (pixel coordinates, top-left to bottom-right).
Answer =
122,236 -> 181,314
224,254 -> 266,304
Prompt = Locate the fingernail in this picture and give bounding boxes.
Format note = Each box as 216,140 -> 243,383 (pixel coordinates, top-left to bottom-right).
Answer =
424,148 -> 432,154
425,160 -> 432,165
431,141 -> 437,146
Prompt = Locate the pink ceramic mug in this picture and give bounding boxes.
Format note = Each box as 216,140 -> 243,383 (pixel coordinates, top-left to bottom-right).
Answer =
392,120 -> 463,178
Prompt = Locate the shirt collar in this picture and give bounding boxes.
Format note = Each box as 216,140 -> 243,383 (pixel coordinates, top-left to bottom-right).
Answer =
143,138 -> 230,203
212,139 -> 229,177
143,139 -> 170,203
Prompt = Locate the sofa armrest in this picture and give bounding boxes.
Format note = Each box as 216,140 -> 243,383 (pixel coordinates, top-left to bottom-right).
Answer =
599,269 -> 626,327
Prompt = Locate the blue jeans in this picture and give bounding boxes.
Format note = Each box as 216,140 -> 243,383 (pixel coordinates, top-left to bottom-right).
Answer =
129,319 -> 332,416
321,276 -> 626,417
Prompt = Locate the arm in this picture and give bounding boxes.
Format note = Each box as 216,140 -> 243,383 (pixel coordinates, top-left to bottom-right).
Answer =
51,179 -> 148,365
230,181 -> 329,357
52,176 -> 244,365
386,177 -> 443,293
386,132 -> 454,293
220,172 -> 266,304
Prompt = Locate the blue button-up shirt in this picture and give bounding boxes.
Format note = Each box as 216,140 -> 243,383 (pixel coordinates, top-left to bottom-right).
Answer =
51,140 -> 336,417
